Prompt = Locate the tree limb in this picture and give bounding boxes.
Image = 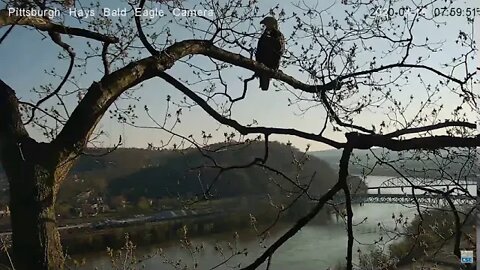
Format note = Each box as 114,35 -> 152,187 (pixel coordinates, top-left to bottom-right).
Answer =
346,132 -> 480,150
133,0 -> 158,56
0,80 -> 29,144
239,147 -> 352,270
0,80 -> 32,170
0,9 -> 118,43
53,38 -> 479,161
52,39 -> 211,157
54,38 -> 347,158
343,180 -> 354,270
157,72 -> 345,148
385,121 -> 477,138
24,31 -> 75,125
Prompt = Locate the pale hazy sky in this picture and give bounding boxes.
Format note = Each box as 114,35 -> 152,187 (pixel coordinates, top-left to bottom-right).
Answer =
0,0 -> 478,151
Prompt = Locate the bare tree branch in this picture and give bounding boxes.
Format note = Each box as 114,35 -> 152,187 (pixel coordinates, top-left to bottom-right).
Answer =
0,9 -> 119,43
157,71 -> 345,148
385,121 -> 477,138
343,181 -> 354,270
239,146 -> 353,270
24,31 -> 75,125
346,132 -> 479,150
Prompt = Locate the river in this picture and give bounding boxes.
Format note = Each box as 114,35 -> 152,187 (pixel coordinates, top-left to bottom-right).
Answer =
76,175 -> 476,270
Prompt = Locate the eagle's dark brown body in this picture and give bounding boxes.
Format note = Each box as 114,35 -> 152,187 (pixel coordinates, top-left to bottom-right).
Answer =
256,18 -> 285,90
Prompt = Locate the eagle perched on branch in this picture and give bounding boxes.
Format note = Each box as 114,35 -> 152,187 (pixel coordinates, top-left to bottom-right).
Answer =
255,16 -> 285,91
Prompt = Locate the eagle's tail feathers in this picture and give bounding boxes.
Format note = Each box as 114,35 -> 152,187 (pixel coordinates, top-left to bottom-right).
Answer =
259,75 -> 270,91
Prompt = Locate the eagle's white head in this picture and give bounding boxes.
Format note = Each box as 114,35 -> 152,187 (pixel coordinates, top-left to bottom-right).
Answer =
260,16 -> 279,30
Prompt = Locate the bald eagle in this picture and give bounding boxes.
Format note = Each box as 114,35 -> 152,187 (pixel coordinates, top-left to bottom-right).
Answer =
256,16 -> 285,91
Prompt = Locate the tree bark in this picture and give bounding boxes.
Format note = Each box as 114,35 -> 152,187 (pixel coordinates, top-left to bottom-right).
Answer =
1,80 -> 70,269
2,139 -> 66,270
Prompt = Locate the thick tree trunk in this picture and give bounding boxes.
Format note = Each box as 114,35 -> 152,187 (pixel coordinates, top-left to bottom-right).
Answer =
9,173 -> 63,269
0,80 -> 78,270
9,195 -> 63,269
1,79 -> 73,270
2,141 -> 66,270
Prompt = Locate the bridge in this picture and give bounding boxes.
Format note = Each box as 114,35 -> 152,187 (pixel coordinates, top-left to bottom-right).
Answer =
365,183 -> 475,195
332,184 -> 476,205
333,193 -> 476,205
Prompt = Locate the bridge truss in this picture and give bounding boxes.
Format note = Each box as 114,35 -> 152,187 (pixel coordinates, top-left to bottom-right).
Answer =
334,194 -> 476,206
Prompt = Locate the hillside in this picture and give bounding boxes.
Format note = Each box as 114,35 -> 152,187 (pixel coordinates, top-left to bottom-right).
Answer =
312,148 -> 478,178
0,142 -> 370,218
311,148 -> 397,176
52,141 -> 362,217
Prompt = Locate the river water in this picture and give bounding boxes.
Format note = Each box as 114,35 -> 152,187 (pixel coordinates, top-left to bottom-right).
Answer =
77,176 -> 476,270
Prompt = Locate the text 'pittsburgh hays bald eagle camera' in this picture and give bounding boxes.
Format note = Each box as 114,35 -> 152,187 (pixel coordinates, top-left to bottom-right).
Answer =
256,16 -> 285,91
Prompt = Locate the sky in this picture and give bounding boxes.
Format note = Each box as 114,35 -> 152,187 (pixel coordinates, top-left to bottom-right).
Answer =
0,0 -> 478,151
